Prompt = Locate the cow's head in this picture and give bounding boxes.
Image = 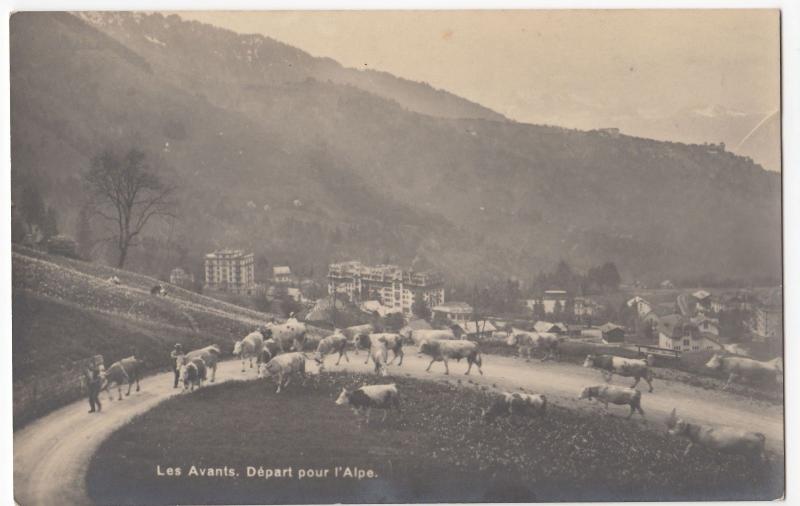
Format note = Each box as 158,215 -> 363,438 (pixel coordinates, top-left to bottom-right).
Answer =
179,363 -> 193,389
582,354 -> 596,368
262,327 -> 273,339
400,328 -> 414,344
335,388 -> 351,405
232,340 -> 243,356
705,354 -> 724,370
666,408 -> 688,436
579,386 -> 596,400
356,334 -> 371,350
419,340 -> 436,356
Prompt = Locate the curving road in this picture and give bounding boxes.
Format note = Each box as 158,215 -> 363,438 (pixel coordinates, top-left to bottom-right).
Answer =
14,350 -> 784,506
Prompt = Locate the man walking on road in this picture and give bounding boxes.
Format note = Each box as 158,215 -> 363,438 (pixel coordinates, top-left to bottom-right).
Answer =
87,366 -> 102,413
171,343 -> 185,388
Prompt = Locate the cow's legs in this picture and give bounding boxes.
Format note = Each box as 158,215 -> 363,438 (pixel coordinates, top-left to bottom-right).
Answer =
364,348 -> 370,365
603,371 -> 613,383
126,380 -> 132,396
135,376 -> 140,392
631,376 -> 641,389
241,358 -> 246,373
365,407 -> 372,424
426,358 -> 436,372
644,375 -> 654,393
117,384 -> 123,401
249,357 -> 254,369
627,405 -> 635,419
465,360 -> 473,375
275,373 -> 284,393
210,364 -> 217,382
683,442 -> 693,457
382,409 -> 388,423
443,358 -> 450,375
396,349 -> 404,366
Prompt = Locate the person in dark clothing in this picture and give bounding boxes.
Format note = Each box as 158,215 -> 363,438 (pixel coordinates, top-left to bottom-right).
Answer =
170,343 -> 185,388
88,367 -> 103,413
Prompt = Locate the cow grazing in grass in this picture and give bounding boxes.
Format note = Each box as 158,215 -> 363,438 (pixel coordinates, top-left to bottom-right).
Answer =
150,284 -> 166,296
506,329 -> 561,361
419,339 -> 483,375
260,352 -> 307,393
483,392 -> 547,422
666,408 -> 767,462
355,333 -> 404,366
182,345 -> 220,382
264,319 -> 307,352
233,331 -> 265,373
180,357 -> 207,391
403,328 -> 455,347
100,356 -> 143,401
108,275 -> 121,285
579,385 -> 644,419
583,354 -> 654,392
314,332 -> 350,371
705,354 -> 782,389
335,384 -> 400,423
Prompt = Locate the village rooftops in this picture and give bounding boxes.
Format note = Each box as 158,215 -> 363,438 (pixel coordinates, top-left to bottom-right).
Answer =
692,290 -> 711,300
657,314 -> 698,338
273,266 -> 291,276
432,302 -> 473,314
205,249 -> 249,258
599,323 -> 625,332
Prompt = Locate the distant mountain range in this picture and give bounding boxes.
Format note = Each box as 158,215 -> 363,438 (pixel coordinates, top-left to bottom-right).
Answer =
9,12 -> 781,286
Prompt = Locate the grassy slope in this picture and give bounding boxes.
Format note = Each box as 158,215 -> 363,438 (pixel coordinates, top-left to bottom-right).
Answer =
12,246 -> 271,396
87,373 -> 783,504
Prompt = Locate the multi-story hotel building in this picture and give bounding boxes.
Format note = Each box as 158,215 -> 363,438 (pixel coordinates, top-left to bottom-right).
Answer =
327,261 -> 444,316
204,249 -> 255,295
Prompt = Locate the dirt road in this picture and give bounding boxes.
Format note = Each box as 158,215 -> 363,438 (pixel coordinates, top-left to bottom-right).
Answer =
14,351 -> 783,506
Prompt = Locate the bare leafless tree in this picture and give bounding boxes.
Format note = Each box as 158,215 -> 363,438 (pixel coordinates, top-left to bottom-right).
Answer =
83,148 -> 176,268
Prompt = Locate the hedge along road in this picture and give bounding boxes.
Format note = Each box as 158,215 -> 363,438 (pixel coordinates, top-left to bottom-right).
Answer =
14,349 -> 784,506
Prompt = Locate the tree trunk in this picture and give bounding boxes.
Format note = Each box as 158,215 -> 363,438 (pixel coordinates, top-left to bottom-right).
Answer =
117,243 -> 128,268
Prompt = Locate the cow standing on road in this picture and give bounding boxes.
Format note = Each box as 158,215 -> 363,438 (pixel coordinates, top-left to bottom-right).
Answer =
356,333 -> 404,366
100,356 -> 143,401
666,408 -> 767,461
264,319 -> 307,352
506,329 -> 561,361
403,328 -> 455,347
314,332 -> 350,371
705,354 -> 782,389
260,352 -> 307,393
233,331 -> 265,372
419,339 -> 483,375
579,385 -> 645,419
182,345 -> 220,383
335,384 -> 401,424
180,357 -> 207,391
583,354 -> 655,392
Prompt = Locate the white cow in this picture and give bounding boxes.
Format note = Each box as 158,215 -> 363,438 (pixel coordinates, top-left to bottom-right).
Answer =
418,339 -> 483,375
259,352 -> 307,393
181,345 -> 221,383
233,331 -> 265,373
404,328 -> 456,347
579,385 -> 644,419
314,332 -> 350,371
264,319 -> 307,352
335,384 -> 401,424
667,408 -> 767,461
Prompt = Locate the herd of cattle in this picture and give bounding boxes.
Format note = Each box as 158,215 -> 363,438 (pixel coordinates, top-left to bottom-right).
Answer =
94,320 -> 779,463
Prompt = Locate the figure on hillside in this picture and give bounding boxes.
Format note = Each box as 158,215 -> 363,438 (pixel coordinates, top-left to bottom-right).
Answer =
170,343 -> 185,388
87,366 -> 103,413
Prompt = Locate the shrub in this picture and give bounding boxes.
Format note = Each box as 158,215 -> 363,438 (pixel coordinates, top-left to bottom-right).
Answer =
45,235 -> 79,259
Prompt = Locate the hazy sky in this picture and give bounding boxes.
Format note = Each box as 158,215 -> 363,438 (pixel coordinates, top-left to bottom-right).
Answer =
180,10 -> 780,167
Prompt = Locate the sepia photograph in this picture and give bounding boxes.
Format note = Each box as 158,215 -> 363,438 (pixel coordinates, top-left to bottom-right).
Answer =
8,5 -> 787,505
